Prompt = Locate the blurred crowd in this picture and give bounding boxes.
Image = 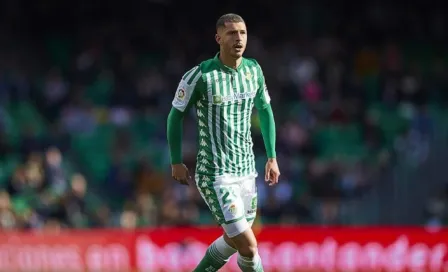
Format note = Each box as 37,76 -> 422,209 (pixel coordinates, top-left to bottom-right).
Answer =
0,0 -> 447,230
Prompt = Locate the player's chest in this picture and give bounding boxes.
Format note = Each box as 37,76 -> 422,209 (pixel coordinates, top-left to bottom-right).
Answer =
203,70 -> 259,105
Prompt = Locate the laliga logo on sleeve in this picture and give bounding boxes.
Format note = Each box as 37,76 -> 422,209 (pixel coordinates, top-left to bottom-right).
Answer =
177,88 -> 186,100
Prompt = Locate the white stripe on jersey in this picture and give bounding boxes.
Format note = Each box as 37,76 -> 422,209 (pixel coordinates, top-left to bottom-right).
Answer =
205,72 -> 219,174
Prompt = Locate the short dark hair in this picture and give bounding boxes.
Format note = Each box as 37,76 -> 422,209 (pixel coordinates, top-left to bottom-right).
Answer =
216,13 -> 245,30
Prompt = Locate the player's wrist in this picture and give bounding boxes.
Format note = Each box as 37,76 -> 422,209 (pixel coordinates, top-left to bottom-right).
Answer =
267,157 -> 276,162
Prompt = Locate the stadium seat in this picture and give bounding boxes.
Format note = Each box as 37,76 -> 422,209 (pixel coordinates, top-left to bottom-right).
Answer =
368,103 -> 408,148
11,102 -> 48,137
0,155 -> 20,188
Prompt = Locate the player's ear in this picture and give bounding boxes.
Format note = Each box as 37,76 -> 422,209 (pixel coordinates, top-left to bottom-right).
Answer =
215,33 -> 221,45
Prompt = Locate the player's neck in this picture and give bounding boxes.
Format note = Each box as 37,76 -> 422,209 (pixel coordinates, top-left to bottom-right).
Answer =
219,52 -> 242,69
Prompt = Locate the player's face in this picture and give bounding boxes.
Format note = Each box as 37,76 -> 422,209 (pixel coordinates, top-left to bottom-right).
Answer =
216,22 -> 247,59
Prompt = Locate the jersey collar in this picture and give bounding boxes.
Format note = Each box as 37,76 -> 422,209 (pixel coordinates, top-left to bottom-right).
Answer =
214,53 -> 244,73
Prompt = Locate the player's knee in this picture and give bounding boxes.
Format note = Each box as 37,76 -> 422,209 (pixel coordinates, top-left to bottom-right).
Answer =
238,244 -> 258,258
229,228 -> 258,257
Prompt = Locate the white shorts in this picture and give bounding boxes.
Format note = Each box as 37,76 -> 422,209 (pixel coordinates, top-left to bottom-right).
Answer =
196,174 -> 258,238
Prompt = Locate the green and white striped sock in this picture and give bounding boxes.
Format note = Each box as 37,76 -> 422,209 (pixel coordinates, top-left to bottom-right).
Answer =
237,253 -> 264,272
193,236 -> 237,272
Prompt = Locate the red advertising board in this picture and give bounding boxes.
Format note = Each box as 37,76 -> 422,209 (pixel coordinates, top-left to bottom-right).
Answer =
0,230 -> 135,272
1,226 -> 448,271
135,226 -> 448,272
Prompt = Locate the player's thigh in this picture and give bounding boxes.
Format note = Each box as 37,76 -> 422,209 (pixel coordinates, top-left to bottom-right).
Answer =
240,176 -> 258,226
196,176 -> 248,237
224,177 -> 259,256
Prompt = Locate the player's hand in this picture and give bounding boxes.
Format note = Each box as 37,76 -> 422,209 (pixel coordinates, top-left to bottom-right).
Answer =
265,158 -> 280,186
171,163 -> 191,186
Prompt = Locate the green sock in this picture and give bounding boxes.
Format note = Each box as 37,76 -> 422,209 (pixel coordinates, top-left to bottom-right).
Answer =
193,236 -> 237,272
193,244 -> 227,272
237,253 -> 264,272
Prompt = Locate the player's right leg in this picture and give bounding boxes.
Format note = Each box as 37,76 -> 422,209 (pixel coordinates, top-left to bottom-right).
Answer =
193,175 -> 239,271
194,175 -> 263,272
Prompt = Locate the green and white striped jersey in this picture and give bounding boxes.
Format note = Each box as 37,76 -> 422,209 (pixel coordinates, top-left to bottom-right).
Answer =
172,53 -> 271,178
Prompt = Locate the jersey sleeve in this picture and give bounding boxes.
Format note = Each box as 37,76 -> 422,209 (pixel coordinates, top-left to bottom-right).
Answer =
254,65 -> 271,110
172,66 -> 205,112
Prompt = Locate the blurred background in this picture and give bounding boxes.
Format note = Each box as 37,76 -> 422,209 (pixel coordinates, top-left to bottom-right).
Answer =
0,0 -> 448,232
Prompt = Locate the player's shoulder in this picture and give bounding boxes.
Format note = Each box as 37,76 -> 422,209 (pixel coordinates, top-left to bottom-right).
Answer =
198,58 -> 219,73
181,65 -> 204,85
181,58 -> 218,82
243,57 -> 262,69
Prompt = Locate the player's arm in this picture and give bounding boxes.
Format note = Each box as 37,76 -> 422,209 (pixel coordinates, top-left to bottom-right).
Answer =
254,68 -> 276,160
167,66 -> 204,165
254,66 -> 280,185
